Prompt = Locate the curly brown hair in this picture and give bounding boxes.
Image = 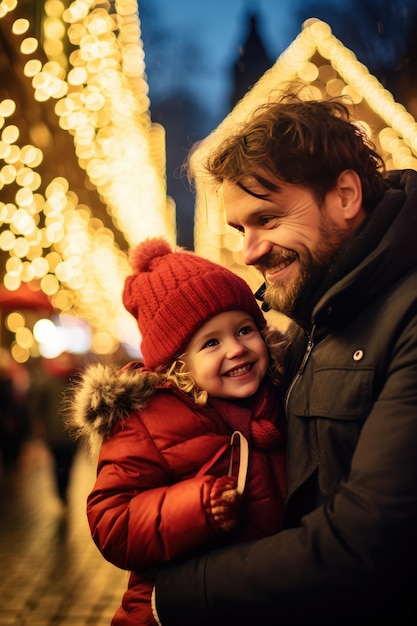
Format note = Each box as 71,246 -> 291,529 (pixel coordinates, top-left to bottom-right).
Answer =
202,93 -> 387,211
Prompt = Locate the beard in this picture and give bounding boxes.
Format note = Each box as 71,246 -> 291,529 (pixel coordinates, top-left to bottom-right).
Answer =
256,214 -> 351,318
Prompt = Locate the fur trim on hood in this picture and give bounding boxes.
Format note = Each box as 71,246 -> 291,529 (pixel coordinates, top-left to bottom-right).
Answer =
65,362 -> 159,458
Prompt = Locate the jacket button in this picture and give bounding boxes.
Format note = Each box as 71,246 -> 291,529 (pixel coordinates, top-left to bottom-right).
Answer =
353,349 -> 364,361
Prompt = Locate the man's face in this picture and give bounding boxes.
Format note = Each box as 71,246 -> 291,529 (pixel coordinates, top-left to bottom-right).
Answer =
222,175 -> 354,316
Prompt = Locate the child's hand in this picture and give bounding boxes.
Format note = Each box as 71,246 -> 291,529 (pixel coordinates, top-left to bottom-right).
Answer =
209,476 -> 241,531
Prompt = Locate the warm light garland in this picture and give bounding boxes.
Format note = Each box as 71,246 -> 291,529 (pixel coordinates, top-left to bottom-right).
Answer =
0,0 -> 175,360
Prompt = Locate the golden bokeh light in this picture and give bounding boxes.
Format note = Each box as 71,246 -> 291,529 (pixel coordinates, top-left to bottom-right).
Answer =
1,0 -> 175,360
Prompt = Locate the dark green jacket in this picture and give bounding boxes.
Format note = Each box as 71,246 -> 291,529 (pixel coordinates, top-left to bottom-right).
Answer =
155,169 -> 417,625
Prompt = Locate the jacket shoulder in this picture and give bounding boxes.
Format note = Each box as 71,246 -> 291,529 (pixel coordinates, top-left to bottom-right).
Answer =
65,361 -> 159,457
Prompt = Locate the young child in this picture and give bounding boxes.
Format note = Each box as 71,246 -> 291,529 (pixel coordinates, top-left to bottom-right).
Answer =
68,237 -> 288,626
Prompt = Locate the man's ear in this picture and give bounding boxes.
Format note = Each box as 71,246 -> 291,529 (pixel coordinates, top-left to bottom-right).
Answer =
337,170 -> 363,220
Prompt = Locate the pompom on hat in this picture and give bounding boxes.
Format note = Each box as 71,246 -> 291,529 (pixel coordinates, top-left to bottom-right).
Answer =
123,237 -> 266,370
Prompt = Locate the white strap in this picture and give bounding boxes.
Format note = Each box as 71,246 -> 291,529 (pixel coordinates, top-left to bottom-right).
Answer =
151,586 -> 163,626
228,431 -> 249,495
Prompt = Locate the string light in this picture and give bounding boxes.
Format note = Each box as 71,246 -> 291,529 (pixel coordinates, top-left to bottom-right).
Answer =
0,0 -> 175,360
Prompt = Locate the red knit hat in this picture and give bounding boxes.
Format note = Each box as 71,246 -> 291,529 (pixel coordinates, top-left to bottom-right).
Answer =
122,237 -> 266,369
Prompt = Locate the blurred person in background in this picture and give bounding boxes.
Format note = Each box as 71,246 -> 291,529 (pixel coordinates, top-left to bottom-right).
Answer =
28,352 -> 80,505
0,347 -> 30,471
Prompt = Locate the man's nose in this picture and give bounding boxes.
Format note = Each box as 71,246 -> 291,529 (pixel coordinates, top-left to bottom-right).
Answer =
243,232 -> 272,266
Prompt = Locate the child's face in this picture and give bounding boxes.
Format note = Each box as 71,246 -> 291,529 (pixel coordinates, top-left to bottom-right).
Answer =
183,310 -> 269,400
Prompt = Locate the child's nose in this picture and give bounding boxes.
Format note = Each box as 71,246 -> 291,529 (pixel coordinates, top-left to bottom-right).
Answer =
226,338 -> 247,359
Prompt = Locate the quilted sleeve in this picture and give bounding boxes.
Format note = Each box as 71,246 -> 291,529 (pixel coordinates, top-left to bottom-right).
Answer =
87,411 -> 231,571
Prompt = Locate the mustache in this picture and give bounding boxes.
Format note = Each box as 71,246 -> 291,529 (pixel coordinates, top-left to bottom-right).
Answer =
254,248 -> 297,273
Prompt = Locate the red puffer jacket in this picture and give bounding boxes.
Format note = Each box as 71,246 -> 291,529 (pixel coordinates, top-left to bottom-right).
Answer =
69,361 -> 286,625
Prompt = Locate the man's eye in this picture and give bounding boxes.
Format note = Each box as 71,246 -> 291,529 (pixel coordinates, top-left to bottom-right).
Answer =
230,224 -> 245,236
260,216 -> 274,226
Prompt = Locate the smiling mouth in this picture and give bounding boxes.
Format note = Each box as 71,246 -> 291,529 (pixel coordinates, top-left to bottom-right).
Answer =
256,250 -> 297,276
224,363 -> 253,377
270,258 -> 294,273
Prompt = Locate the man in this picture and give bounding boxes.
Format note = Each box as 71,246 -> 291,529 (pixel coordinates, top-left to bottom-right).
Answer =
152,94 -> 417,625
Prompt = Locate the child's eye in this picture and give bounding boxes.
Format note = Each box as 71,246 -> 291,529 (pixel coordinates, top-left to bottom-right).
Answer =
202,338 -> 219,349
238,325 -> 254,336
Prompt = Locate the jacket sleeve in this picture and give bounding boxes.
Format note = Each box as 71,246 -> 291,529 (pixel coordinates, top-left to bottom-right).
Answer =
153,310 -> 417,624
87,412 -> 223,571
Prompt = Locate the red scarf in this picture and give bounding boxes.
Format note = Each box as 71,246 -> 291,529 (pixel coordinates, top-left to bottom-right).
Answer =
208,377 -> 286,450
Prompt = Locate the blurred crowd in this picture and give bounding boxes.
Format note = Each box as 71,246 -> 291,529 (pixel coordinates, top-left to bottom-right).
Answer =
0,348 -> 81,504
